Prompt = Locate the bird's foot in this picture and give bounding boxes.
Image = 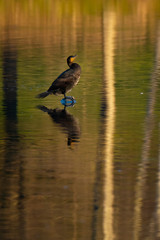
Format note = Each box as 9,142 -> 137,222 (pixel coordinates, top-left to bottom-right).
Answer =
65,96 -> 75,101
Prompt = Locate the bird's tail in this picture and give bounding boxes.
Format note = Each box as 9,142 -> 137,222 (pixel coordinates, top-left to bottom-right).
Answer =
37,105 -> 50,113
36,91 -> 51,99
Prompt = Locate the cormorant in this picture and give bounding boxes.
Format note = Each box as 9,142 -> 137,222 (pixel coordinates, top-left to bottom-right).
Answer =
37,55 -> 81,99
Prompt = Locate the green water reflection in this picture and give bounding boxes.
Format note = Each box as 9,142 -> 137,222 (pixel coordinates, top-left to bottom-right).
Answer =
0,1 -> 160,240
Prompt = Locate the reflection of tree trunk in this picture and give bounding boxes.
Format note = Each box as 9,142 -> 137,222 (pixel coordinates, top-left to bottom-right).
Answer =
147,29 -> 160,240
102,11 -> 116,240
3,44 -> 18,135
134,26 -> 160,240
0,38 -> 24,239
91,11 -> 116,240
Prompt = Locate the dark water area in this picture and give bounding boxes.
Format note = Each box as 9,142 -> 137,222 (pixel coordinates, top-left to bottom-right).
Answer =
0,1 -> 160,239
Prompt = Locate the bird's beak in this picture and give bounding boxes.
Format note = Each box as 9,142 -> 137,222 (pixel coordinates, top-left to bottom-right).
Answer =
70,55 -> 77,62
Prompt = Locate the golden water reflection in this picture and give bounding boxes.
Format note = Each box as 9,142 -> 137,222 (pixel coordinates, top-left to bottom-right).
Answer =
0,1 -> 160,240
103,11 -> 116,240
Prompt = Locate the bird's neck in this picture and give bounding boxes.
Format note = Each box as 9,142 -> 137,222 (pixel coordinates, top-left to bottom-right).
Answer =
69,63 -> 80,69
68,62 -> 73,68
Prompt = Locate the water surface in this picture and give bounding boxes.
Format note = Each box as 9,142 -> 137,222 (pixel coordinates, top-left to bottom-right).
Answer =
0,1 -> 160,240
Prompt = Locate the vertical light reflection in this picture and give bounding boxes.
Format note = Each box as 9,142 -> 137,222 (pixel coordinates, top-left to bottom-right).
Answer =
134,26 -> 160,240
103,11 -> 116,240
152,28 -> 160,239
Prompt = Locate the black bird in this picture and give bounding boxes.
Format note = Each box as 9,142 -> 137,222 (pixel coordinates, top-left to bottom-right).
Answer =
37,55 -> 81,99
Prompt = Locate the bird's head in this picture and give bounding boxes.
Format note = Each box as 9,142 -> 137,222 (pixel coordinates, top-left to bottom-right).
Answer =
67,55 -> 77,67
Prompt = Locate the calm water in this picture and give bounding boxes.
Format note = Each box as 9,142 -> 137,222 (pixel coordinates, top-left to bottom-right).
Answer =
0,1 -> 160,240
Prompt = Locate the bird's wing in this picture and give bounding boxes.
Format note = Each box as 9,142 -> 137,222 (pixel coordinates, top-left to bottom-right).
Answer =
57,68 -> 74,79
48,69 -> 75,92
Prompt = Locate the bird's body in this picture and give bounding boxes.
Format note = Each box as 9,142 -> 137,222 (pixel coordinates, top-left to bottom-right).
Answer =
37,55 -> 81,99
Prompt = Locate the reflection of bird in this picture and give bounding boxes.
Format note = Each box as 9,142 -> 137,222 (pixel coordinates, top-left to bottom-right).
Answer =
37,105 -> 80,147
37,55 -> 81,99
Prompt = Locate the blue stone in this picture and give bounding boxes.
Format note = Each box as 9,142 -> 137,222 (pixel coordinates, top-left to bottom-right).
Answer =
60,97 -> 76,107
